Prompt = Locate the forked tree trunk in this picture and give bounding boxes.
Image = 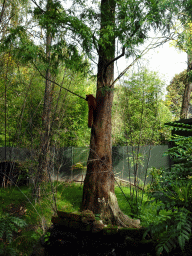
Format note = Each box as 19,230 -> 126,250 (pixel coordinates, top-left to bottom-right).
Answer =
180,53 -> 192,119
82,0 -> 140,228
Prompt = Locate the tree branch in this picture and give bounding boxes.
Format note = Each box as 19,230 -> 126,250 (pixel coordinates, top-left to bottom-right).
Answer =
32,61 -> 86,101
0,0 -> 6,23
110,35 -> 176,88
103,46 -> 125,79
103,20 -> 141,77
31,0 -> 46,13
110,54 -> 141,88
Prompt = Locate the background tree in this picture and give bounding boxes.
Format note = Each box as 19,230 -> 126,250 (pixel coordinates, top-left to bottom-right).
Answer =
0,0 -> 92,194
0,0 -> 29,40
167,0 -> 192,119
112,68 -> 172,146
174,27 -> 192,119
0,59 -> 45,147
0,54 -> 94,148
165,70 -> 187,120
36,0 -> 53,187
0,0 -> 30,159
181,54 -> 192,118
180,24 -> 192,119
50,67 -> 96,147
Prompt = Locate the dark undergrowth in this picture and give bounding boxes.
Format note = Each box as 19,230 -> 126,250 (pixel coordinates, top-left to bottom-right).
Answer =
0,180 -> 191,256
0,181 -> 150,255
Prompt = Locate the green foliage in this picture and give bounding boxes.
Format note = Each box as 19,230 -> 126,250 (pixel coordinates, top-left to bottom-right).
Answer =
0,213 -> 27,243
165,70 -> 188,120
145,122 -> 192,255
0,0 -> 92,75
112,68 -> 172,146
143,208 -> 192,255
72,162 -> 84,169
147,167 -> 163,191
0,61 -> 44,147
0,51 -> 93,147
43,231 -> 51,244
55,182 -> 83,212
0,0 -> 94,149
115,0 -> 174,53
115,185 -> 146,218
2,180 -> 191,255
50,69 -> 95,147
0,0 -> 179,150
0,182 -> 83,255
164,123 -> 192,183
0,213 -> 27,256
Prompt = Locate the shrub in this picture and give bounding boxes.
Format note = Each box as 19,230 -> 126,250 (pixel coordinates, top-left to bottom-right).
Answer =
144,123 -> 192,255
0,213 -> 27,256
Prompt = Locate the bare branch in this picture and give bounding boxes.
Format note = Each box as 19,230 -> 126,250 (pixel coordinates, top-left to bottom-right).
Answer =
104,46 -> 125,78
32,61 -> 86,100
111,34 -> 177,87
0,0 -> 6,23
30,0 -> 45,13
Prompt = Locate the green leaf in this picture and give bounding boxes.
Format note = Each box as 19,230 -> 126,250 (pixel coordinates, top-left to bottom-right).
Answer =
156,245 -> 163,255
178,235 -> 185,250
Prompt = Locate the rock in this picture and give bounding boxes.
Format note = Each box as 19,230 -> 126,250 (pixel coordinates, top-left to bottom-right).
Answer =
31,211 -> 156,256
92,220 -> 105,233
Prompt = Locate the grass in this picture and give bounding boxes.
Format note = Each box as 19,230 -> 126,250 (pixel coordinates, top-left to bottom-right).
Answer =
0,182 -> 85,255
0,181 -> 172,255
55,182 -> 83,212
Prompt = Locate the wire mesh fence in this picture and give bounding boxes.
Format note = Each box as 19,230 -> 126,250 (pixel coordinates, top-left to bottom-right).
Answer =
0,145 -> 169,186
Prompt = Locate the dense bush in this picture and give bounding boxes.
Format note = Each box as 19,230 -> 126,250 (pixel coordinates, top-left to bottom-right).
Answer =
144,124 -> 192,255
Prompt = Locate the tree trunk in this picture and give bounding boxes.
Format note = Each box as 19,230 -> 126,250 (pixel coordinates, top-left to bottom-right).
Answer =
34,0 -> 53,196
180,53 -> 192,119
82,0 -> 140,228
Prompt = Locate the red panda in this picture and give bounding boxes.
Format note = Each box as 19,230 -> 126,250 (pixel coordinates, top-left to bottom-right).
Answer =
86,94 -> 96,128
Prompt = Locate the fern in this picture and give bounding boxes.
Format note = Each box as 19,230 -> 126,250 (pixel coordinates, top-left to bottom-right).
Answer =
143,209 -> 192,255
156,231 -> 177,255
0,213 -> 27,243
0,221 -> 6,239
146,123 -> 192,255
175,210 -> 191,251
0,246 -> 17,256
0,213 -> 27,256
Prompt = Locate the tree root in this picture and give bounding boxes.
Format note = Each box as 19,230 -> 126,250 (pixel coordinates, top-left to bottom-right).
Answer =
100,191 -> 141,228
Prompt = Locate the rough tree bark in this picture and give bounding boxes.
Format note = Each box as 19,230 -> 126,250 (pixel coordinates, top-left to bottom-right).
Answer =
82,0 -> 140,228
180,53 -> 192,119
